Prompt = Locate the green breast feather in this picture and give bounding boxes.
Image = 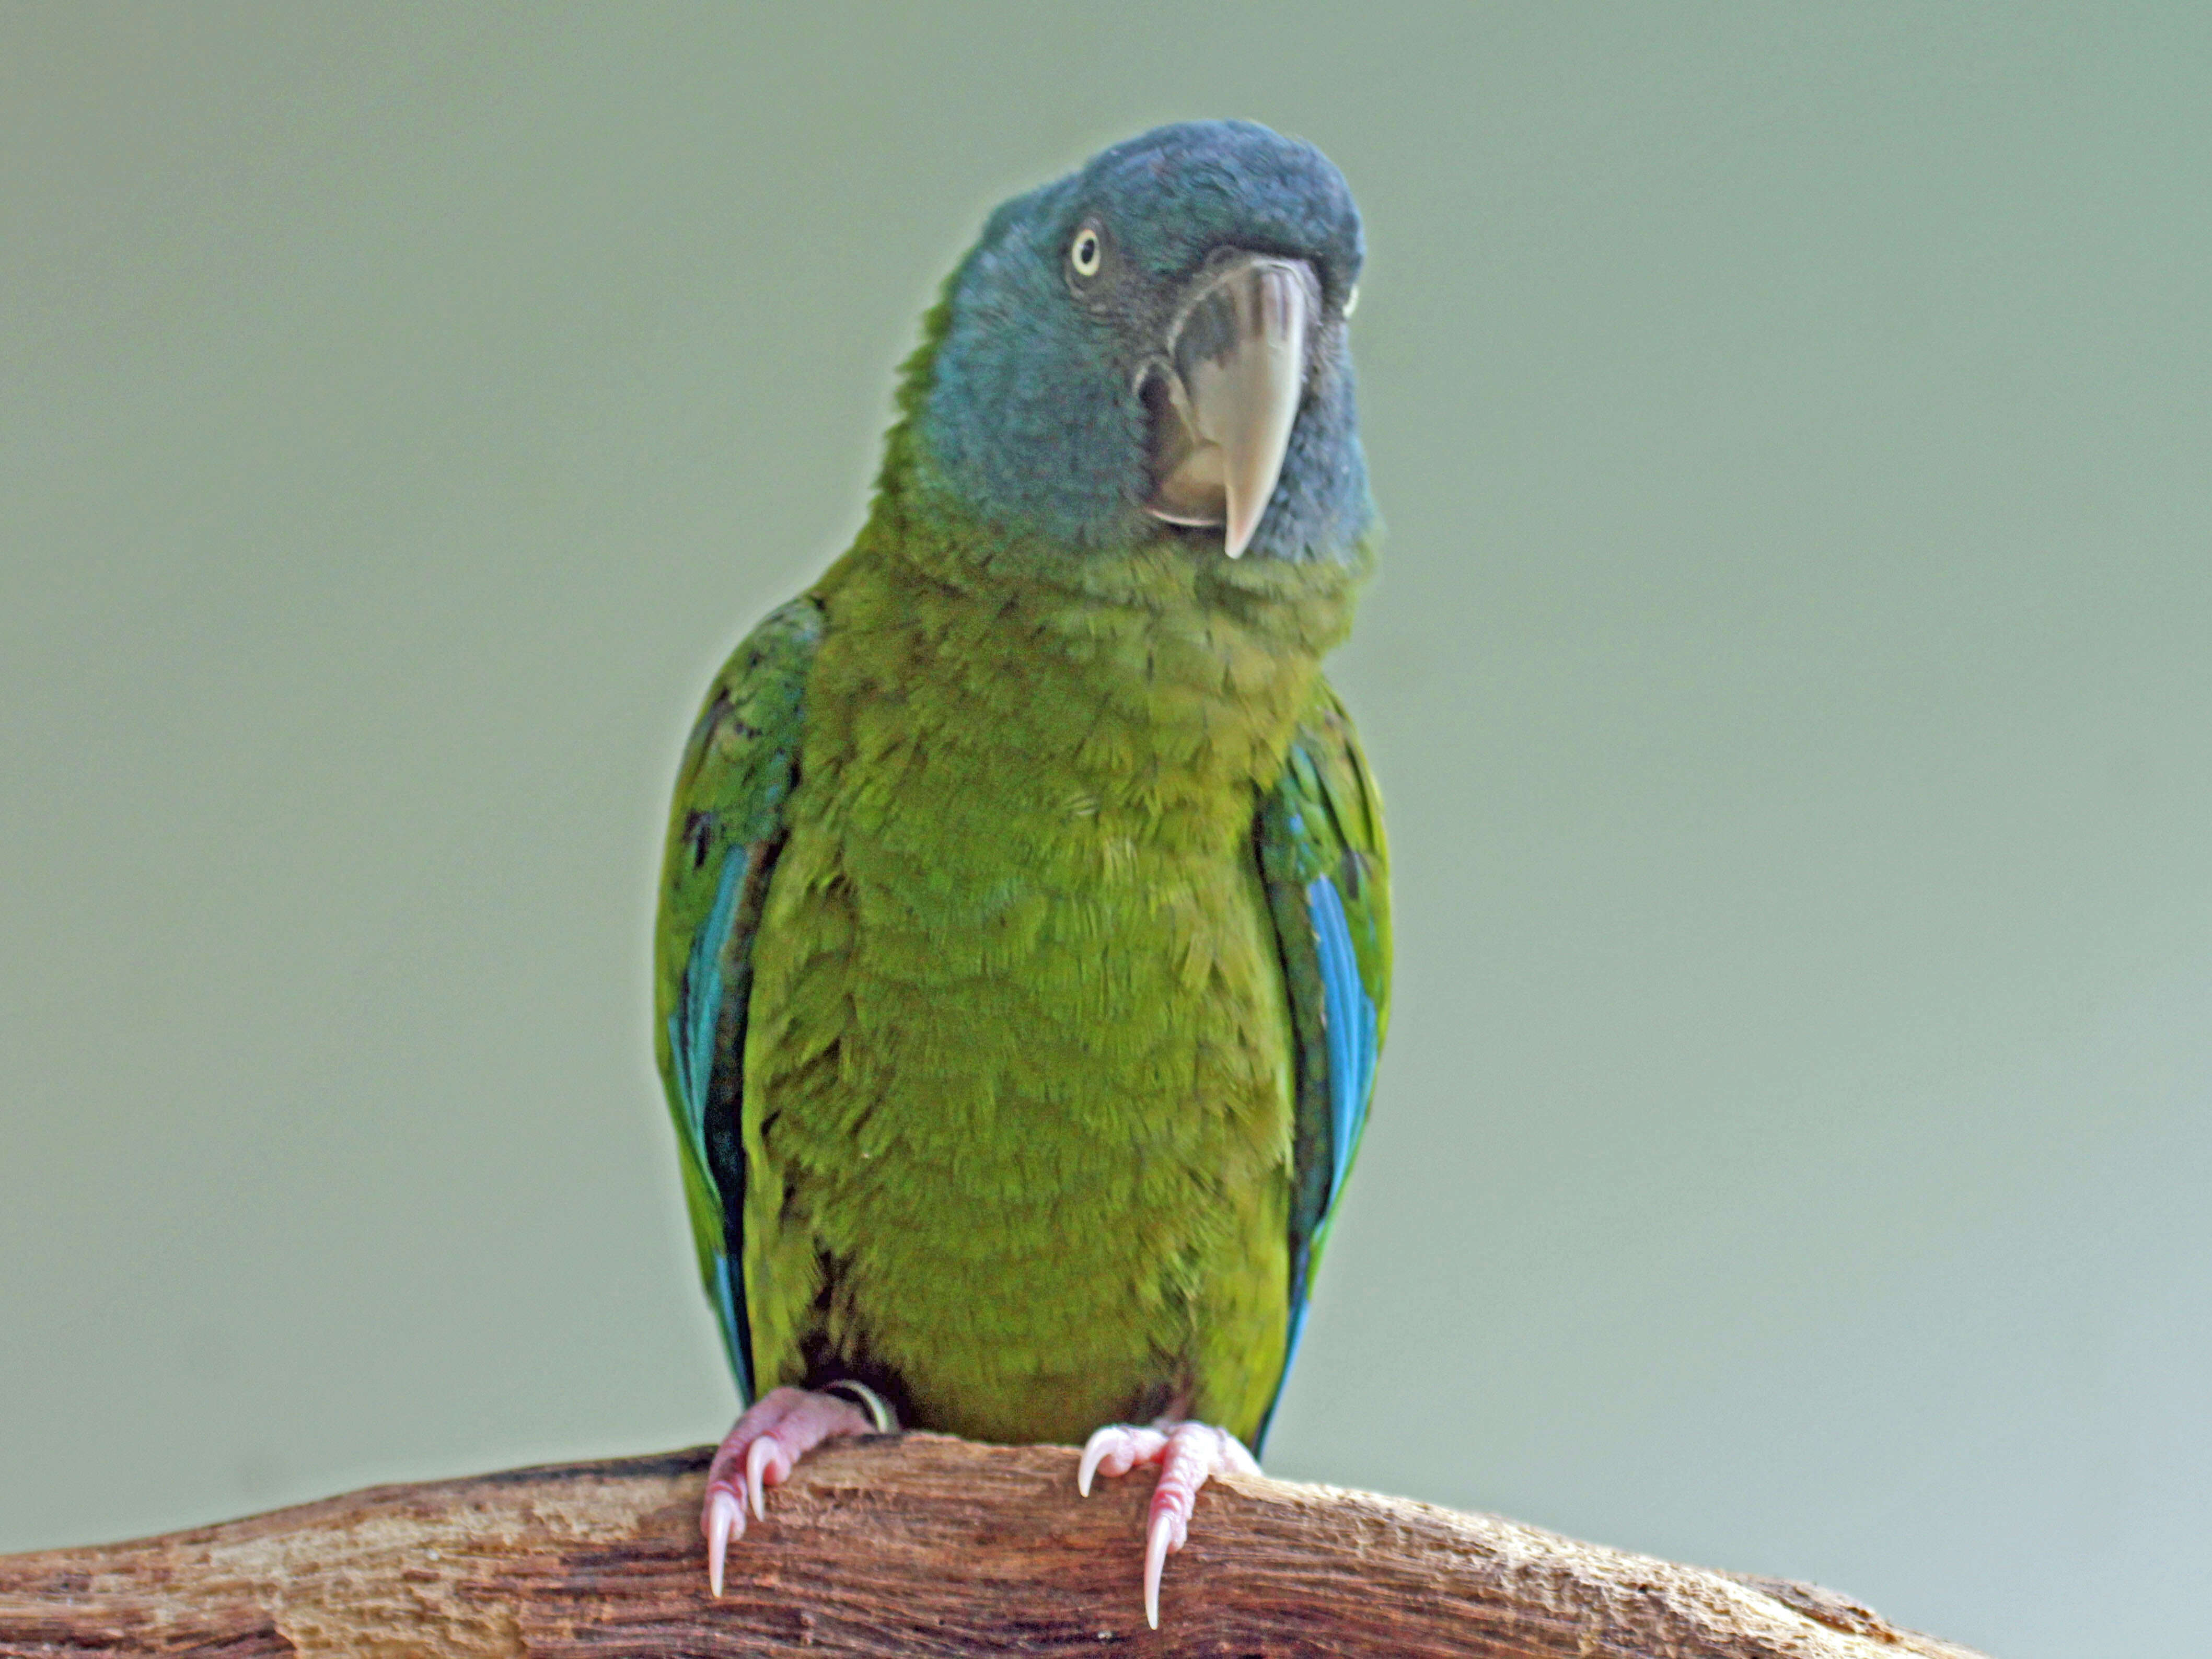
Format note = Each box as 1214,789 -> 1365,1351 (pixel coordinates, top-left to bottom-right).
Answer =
654,572 -> 1389,1453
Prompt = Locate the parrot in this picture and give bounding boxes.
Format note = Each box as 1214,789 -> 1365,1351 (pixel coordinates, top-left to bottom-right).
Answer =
653,119 -> 1389,1629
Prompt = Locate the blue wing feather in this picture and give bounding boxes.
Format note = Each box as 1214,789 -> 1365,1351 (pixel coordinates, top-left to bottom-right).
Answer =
653,597 -> 823,1410
672,848 -> 749,1171
667,845 -> 755,1396
1306,873 -> 1380,1211
711,1252 -> 747,1396
1253,686 -> 1391,1451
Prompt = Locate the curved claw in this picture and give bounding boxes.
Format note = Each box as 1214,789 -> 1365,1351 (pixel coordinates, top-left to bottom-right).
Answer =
745,1435 -> 782,1522
1078,1423 -> 1168,1497
704,1488 -> 742,1597
1142,1503 -> 1178,1630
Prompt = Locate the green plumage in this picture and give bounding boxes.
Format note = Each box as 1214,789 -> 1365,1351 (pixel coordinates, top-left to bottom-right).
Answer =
654,125 -> 1389,1455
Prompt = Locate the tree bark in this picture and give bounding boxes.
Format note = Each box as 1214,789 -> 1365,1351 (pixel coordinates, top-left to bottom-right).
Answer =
0,1435 -> 1985,1657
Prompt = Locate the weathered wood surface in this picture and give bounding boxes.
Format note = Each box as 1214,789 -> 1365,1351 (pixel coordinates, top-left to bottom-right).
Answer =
0,1435 -> 1985,1657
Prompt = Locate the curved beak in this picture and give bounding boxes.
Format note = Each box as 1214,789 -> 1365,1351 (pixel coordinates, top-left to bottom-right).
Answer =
1143,255 -> 1316,558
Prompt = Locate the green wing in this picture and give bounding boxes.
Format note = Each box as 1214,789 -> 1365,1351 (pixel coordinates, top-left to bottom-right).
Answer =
1253,680 -> 1392,1448
653,596 -> 823,1403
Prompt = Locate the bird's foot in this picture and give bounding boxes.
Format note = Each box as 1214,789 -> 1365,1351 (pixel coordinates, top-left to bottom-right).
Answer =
1077,1419 -> 1260,1629
700,1385 -> 883,1595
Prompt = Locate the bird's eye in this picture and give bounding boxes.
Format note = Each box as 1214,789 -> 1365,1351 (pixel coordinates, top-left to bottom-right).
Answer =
1343,283 -> 1360,318
1069,227 -> 1102,277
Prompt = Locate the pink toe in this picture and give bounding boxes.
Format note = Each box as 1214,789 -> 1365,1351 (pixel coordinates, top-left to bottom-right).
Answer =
1078,1423 -> 1170,1495
1131,1421 -> 1258,1628
695,1386 -> 878,1592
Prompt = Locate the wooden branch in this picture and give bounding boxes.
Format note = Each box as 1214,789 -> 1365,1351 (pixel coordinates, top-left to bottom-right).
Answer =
0,1435 -> 1985,1657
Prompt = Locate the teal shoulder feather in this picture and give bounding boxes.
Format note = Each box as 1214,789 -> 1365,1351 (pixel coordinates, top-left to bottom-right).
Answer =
653,596 -> 824,1402
1253,681 -> 1391,1446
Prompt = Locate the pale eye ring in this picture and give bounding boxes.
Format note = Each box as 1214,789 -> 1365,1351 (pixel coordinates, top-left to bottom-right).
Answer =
1343,283 -> 1360,318
1069,226 -> 1102,277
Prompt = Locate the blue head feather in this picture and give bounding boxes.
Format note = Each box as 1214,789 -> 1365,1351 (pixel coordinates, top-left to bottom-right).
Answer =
916,121 -> 1373,565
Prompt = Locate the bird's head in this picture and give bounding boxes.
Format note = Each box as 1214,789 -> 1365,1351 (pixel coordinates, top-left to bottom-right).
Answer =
909,120 -> 1372,566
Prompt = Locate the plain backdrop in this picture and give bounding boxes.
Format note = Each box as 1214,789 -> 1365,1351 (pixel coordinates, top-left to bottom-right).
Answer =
5,8 -> 2208,1657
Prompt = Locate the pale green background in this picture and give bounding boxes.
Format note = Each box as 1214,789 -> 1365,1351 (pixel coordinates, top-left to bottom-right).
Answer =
4,7 -> 2206,1656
